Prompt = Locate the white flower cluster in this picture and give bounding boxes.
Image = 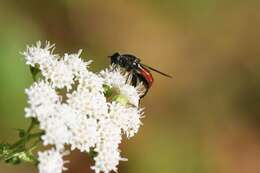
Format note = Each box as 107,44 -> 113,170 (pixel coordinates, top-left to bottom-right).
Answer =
38,149 -> 69,173
23,41 -> 144,173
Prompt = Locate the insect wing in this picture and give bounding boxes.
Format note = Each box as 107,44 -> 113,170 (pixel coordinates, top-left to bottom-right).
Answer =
140,63 -> 172,78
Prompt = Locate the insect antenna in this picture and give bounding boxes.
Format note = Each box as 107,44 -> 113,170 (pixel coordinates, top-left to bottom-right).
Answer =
140,63 -> 172,78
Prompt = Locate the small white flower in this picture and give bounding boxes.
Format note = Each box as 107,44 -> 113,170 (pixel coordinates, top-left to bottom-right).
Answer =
77,70 -> 104,93
23,42 -> 94,90
92,146 -> 127,173
92,119 -> 125,173
100,66 -> 142,106
22,41 -> 56,68
40,104 -> 72,150
67,90 -> 108,119
108,102 -> 143,138
45,59 -> 74,90
60,104 -> 99,152
119,84 -> 140,107
38,149 -> 68,173
100,66 -> 127,87
41,116 -> 71,150
97,118 -> 122,145
25,80 -> 60,119
69,116 -> 98,152
63,50 -> 92,77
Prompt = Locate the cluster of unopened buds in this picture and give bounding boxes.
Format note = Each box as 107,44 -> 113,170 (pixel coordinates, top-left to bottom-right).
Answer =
0,41 -> 145,173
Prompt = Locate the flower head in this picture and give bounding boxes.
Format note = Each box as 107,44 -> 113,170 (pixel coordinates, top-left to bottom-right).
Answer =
67,90 -> 108,119
69,116 -> 99,152
38,149 -> 68,173
92,146 -> 127,173
39,104 -> 72,150
100,66 -> 127,87
63,50 -> 92,77
77,70 -> 104,93
44,59 -> 74,90
24,80 -> 60,119
100,66 -> 143,106
92,119 -> 125,173
22,41 -> 56,68
108,102 -> 143,138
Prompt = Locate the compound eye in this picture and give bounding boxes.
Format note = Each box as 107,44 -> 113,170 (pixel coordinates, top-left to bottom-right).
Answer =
118,56 -> 124,63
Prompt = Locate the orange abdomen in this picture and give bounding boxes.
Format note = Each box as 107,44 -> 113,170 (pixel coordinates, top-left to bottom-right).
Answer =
140,67 -> 154,88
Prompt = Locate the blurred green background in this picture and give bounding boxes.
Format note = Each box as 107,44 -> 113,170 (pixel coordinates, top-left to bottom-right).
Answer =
1,0 -> 260,173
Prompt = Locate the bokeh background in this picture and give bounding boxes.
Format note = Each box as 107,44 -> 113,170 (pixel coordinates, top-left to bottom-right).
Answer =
1,0 -> 260,173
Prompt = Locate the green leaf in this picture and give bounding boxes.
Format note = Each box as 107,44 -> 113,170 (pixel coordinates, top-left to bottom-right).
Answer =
15,129 -> 26,138
89,148 -> 98,158
29,65 -> 40,81
0,143 -> 12,156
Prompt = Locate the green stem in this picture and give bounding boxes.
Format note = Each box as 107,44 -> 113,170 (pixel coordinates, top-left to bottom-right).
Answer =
28,132 -> 44,139
11,119 -> 39,149
27,118 -> 37,133
11,131 -> 44,150
5,131 -> 43,162
30,139 -> 41,149
0,118 -> 43,165
11,138 -> 26,150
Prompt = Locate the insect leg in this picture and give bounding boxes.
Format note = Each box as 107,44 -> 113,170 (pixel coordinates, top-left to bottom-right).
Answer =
111,64 -> 117,71
134,72 -> 149,98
